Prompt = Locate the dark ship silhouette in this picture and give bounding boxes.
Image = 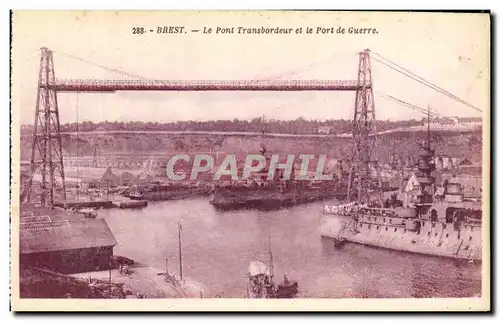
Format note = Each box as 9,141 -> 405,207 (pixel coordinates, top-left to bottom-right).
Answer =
126,182 -> 213,201
210,129 -> 347,211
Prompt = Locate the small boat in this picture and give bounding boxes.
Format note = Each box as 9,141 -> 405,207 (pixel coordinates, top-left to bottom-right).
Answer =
245,229 -> 298,299
246,261 -> 298,299
128,191 -> 143,200
276,277 -> 299,298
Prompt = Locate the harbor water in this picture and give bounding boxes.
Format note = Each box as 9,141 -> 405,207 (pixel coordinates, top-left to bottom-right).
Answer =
99,197 -> 482,298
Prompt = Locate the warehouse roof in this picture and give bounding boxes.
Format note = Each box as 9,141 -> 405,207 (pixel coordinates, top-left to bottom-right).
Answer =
20,218 -> 117,254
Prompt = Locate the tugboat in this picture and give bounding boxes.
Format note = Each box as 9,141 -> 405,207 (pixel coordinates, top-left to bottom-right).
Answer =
320,113 -> 483,261
245,231 -> 299,298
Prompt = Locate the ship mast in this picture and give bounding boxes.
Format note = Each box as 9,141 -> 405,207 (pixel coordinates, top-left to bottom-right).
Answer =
268,228 -> 274,283
178,222 -> 183,281
415,106 -> 436,203
259,114 -> 267,155
427,105 -> 431,150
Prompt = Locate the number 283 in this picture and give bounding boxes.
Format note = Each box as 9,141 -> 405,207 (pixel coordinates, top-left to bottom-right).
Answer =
132,27 -> 145,34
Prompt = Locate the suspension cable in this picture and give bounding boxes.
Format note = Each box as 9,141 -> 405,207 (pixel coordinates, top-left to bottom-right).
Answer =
371,52 -> 476,109
376,92 -> 479,130
54,50 -> 345,84
256,54 -> 347,82
55,51 -> 148,80
54,49 -> 482,129
370,51 -> 482,112
376,91 -> 439,117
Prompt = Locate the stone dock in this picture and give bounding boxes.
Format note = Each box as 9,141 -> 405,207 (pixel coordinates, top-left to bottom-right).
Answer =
70,266 -> 206,298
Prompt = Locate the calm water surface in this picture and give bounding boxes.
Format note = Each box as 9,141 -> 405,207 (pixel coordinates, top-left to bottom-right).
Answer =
99,197 -> 482,298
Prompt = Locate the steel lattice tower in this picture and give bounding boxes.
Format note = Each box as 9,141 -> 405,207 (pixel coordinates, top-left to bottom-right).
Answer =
25,47 -> 67,207
347,49 -> 383,204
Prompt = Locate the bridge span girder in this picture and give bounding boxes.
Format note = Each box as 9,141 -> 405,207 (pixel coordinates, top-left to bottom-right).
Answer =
43,79 -> 367,92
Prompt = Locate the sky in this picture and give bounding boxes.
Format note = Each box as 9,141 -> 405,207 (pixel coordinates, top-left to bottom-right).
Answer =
11,11 -> 489,125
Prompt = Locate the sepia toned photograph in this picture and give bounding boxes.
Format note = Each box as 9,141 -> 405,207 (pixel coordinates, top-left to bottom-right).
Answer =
10,10 -> 490,311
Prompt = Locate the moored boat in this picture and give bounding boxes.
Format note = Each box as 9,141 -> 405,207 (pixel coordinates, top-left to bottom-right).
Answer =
246,261 -> 299,299
211,127 -> 348,211
211,184 -> 346,211
127,183 -> 214,201
245,229 -> 299,298
128,191 -> 143,200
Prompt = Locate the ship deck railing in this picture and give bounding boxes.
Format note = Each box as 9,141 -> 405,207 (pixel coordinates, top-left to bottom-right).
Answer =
358,220 -> 406,228
322,206 -> 397,217
357,207 -> 397,217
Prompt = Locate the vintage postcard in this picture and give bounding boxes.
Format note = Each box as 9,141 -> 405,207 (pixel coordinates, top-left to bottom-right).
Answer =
10,10 -> 490,311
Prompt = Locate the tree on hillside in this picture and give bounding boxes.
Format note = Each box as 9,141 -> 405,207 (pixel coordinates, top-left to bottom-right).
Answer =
22,117 -> 428,135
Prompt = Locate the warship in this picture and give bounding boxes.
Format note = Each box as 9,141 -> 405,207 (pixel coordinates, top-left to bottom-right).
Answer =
211,182 -> 347,211
126,182 -> 213,201
320,117 -> 483,261
210,130 -> 348,211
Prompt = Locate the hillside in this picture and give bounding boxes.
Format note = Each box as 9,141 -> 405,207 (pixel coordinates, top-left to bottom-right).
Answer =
20,129 -> 483,165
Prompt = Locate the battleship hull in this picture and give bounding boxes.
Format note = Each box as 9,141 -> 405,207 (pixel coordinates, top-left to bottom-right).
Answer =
128,186 -> 214,201
320,212 -> 482,261
211,186 -> 347,211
